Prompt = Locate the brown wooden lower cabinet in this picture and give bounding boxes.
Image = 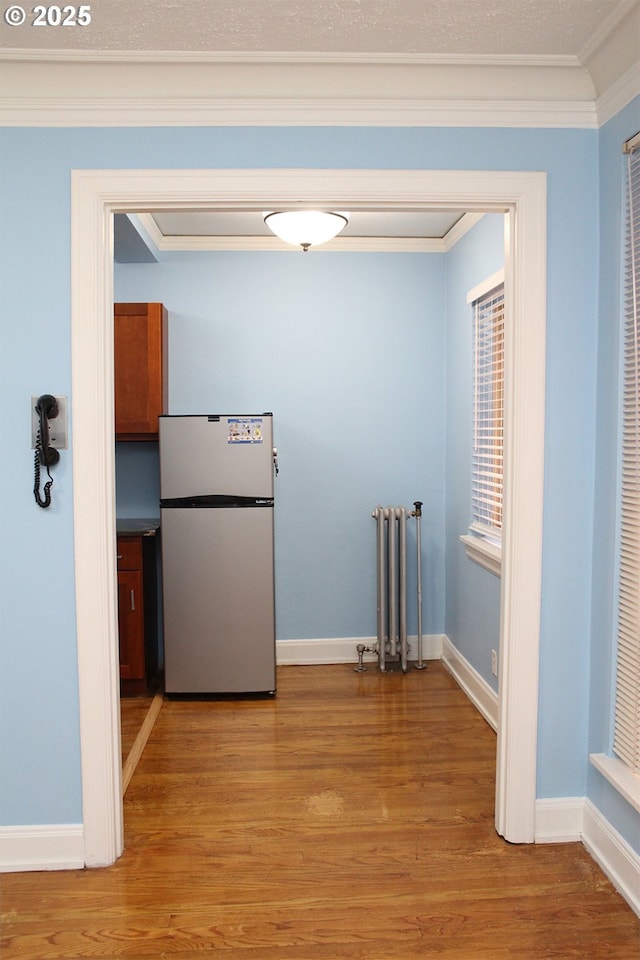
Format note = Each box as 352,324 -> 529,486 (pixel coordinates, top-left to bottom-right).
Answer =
117,533 -> 159,696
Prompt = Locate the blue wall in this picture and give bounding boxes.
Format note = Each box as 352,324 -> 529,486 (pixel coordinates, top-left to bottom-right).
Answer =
115,250 -> 447,642
444,215 -> 505,691
1,122 -> 628,852
115,443 -> 160,518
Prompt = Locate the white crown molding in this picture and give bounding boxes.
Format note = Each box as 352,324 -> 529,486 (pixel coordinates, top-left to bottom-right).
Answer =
134,213 -> 164,250
0,47 -> 581,68
577,0 -> 638,65
3,6 -> 637,129
0,47 -> 601,128
596,60 -> 640,127
136,211 -> 483,253
441,212 -> 485,250
0,97 -> 599,128
582,1 -> 640,103
148,234 -> 449,253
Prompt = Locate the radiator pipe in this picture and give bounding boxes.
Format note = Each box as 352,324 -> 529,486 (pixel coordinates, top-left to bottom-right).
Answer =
374,506 -> 387,672
413,501 -> 426,671
399,506 -> 408,673
387,506 -> 397,660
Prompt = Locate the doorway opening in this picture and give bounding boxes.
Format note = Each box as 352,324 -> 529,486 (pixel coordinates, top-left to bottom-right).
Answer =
71,168 -> 546,867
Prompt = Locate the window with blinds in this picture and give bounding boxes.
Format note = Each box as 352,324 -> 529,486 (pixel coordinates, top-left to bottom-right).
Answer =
471,282 -> 505,544
614,133 -> 640,775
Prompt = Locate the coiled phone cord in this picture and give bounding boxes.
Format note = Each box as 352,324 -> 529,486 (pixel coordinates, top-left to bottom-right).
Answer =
34,428 -> 54,509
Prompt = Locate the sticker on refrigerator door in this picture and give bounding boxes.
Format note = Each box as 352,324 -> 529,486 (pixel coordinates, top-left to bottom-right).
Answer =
227,417 -> 264,444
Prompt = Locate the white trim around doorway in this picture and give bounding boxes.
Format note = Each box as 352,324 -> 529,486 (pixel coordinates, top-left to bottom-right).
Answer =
71,167 -> 546,866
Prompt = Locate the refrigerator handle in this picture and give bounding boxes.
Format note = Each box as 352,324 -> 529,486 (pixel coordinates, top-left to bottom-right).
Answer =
273,447 -> 279,477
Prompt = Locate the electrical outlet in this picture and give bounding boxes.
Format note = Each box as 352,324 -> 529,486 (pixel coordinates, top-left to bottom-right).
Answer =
31,395 -> 68,450
491,649 -> 498,677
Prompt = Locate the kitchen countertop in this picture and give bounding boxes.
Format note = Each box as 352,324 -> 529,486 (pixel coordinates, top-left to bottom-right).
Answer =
116,518 -> 160,536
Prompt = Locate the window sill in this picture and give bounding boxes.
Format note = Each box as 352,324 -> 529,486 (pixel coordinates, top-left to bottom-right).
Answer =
460,533 -> 502,577
590,753 -> 640,814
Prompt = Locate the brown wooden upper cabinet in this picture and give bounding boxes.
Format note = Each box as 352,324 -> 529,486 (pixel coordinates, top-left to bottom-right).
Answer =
114,302 -> 168,440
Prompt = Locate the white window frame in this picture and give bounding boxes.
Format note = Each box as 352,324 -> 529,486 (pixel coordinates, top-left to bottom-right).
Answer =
591,131 -> 640,813
614,133 -> 640,778
461,268 -> 505,577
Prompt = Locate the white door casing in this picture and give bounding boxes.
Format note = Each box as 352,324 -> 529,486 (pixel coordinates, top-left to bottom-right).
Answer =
71,168 -> 546,866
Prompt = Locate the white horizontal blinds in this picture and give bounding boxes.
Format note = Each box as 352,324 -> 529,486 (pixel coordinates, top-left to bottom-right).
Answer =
472,284 -> 505,540
614,137 -> 640,773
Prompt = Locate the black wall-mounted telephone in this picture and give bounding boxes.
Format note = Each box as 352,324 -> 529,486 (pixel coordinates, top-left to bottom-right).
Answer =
34,394 -> 60,509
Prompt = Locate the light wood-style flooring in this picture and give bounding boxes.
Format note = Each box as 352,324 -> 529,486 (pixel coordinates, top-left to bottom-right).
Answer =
2,663 -> 638,958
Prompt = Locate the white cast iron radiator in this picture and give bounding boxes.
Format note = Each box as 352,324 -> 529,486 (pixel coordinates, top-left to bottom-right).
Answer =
364,503 -> 424,674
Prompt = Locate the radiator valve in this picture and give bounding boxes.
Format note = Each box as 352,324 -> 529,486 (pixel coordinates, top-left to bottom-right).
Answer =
354,643 -> 372,673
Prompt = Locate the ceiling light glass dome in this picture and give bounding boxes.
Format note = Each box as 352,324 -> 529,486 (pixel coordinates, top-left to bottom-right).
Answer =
263,210 -> 349,251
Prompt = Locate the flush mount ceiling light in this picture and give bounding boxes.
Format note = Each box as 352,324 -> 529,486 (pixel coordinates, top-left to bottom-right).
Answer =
263,210 -> 350,252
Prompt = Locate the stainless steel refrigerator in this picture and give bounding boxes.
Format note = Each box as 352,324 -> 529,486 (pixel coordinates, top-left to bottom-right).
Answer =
159,413 -> 276,695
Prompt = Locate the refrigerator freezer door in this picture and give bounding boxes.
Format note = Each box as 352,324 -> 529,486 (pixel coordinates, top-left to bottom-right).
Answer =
159,414 -> 273,501
161,505 -> 276,694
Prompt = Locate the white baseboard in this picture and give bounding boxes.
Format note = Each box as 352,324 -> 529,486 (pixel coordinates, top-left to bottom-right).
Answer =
436,640 -> 639,917
535,797 -> 584,843
0,823 -> 84,873
534,796 -> 640,917
582,799 -> 640,917
276,634 -> 444,666
440,635 -> 499,731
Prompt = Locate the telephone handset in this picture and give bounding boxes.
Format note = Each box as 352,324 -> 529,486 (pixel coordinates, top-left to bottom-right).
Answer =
34,394 -> 60,509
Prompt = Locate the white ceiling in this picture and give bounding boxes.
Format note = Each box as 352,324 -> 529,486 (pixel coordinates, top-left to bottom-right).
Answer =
153,210 -> 460,238
150,209 -> 466,244
112,209 -> 478,259
0,0 -> 631,56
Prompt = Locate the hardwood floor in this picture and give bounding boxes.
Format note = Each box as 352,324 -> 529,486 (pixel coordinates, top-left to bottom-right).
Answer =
2,663 -> 638,958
